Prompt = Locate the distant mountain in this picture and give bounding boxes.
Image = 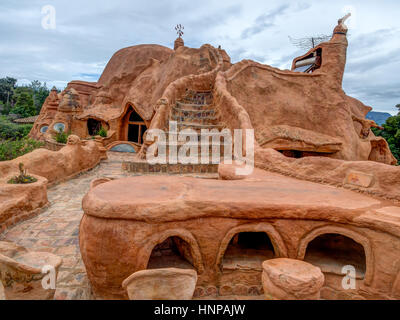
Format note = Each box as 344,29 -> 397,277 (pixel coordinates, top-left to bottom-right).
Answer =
366,111 -> 393,125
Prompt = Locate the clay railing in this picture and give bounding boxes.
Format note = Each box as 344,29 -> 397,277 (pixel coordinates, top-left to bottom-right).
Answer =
0,136 -> 106,233
138,45 -> 224,157
255,147 -> 400,202
213,60 -> 258,156
44,138 -> 65,151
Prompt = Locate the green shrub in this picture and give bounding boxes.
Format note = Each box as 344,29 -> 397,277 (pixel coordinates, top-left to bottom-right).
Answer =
55,128 -> 68,144
0,137 -> 44,161
372,113 -> 400,163
0,116 -> 32,140
98,126 -> 107,138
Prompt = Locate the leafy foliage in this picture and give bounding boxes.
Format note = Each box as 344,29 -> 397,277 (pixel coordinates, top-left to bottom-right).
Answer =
0,116 -> 32,140
55,128 -> 69,144
0,137 -> 44,161
0,77 -> 17,106
98,126 -> 108,138
0,77 -> 50,117
372,110 -> 400,162
7,163 -> 37,184
11,87 -> 36,117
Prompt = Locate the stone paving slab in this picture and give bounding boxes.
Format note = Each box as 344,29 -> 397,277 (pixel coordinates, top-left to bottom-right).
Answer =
0,152 -> 135,300
0,151 -> 219,300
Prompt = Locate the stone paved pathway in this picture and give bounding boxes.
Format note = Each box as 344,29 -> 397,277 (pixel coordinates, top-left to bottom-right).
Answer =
0,151 -> 218,300
0,152 -> 133,300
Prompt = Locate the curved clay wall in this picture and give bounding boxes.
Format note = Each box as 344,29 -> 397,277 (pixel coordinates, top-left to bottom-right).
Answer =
79,175 -> 400,300
0,136 -> 105,232
79,214 -> 400,300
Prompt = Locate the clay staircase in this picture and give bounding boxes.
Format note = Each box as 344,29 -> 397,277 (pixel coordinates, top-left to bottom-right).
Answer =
170,90 -> 223,132
122,90 -> 225,175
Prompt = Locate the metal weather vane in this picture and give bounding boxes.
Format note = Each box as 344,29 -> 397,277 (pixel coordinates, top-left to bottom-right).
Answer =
175,24 -> 184,38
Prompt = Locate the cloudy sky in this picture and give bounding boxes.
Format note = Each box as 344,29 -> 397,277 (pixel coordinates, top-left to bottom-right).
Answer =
0,0 -> 399,114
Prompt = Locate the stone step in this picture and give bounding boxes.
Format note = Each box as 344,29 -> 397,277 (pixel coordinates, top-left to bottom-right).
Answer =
181,94 -> 213,105
178,122 -> 224,130
162,131 -> 227,142
171,115 -> 219,125
172,105 -> 216,116
176,101 -> 211,110
122,161 -> 219,175
155,141 -> 229,157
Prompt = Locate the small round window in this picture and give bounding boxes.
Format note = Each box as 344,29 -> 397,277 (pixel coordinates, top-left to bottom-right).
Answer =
40,126 -> 48,133
53,123 -> 65,132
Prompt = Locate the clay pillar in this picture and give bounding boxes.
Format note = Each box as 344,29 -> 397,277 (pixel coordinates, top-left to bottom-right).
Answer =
174,37 -> 184,50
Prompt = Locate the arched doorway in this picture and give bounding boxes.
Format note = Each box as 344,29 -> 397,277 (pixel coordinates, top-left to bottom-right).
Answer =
122,107 -> 147,144
147,236 -> 196,271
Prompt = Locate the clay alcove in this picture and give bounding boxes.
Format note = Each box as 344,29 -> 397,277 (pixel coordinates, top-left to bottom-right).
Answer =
147,237 -> 195,271
297,226 -> 373,298
220,232 -> 275,272
215,223 -> 287,291
138,229 -> 204,275
303,233 -> 367,280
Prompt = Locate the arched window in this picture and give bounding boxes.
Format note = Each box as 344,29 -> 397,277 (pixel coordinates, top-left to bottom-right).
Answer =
40,125 -> 48,133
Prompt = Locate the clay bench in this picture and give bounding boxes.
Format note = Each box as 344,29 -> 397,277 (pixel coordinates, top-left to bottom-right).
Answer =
262,258 -> 324,300
0,241 -> 62,300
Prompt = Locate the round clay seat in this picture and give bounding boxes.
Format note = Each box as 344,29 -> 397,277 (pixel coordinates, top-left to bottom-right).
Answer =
122,268 -> 198,300
262,258 -> 324,300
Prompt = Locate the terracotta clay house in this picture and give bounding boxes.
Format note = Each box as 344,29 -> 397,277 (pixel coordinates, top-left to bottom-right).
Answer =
14,15 -> 400,300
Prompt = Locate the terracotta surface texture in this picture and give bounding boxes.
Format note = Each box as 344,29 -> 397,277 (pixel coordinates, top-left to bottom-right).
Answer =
80,167 -> 400,300
1,15 -> 399,301
262,258 -> 324,300
122,268 -> 197,300
0,241 -> 62,300
28,16 -> 396,170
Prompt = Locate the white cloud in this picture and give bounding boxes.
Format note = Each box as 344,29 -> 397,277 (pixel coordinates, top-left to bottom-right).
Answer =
0,0 -> 399,113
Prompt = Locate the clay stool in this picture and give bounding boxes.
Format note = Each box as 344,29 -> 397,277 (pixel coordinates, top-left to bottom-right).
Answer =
122,268 -> 197,300
0,241 -> 62,300
262,258 -> 324,300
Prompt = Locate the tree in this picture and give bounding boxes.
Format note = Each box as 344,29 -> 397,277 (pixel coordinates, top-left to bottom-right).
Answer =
396,104 -> 400,114
29,80 -> 50,114
0,77 -> 17,108
372,108 -> 400,163
10,88 -> 36,118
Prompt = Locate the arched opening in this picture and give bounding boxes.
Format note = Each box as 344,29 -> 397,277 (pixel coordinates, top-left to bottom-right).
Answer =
221,232 -> 275,271
87,118 -> 101,136
147,236 -> 196,271
304,233 -> 366,280
121,107 -> 147,144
